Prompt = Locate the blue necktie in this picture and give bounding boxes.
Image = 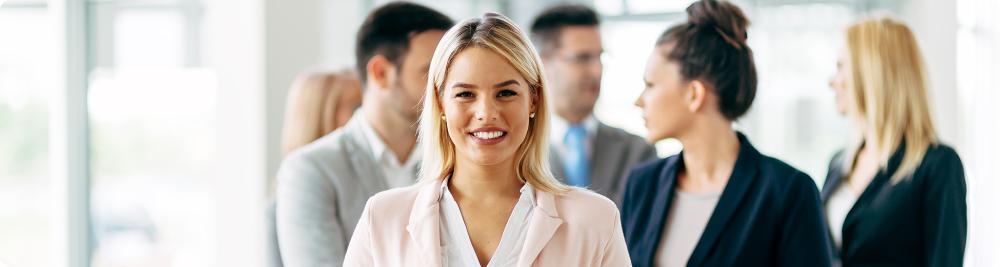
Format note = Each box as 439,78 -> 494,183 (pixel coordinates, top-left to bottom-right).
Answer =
563,124 -> 590,187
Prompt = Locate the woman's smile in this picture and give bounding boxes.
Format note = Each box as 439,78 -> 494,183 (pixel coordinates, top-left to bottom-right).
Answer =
469,126 -> 509,145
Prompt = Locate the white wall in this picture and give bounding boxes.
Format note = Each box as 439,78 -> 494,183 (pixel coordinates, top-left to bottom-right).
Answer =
321,0 -> 364,68
955,0 -> 1000,265
898,0 -> 963,148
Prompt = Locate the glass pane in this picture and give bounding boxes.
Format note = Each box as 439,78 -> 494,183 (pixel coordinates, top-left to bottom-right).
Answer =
0,7 -> 55,267
88,7 -> 218,267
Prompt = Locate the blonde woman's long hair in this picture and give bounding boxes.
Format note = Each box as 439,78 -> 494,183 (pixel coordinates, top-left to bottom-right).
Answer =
281,70 -> 360,156
418,12 -> 569,194
842,15 -> 938,183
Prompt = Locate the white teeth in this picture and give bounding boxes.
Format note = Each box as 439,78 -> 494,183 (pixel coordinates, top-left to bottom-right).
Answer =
473,131 -> 505,139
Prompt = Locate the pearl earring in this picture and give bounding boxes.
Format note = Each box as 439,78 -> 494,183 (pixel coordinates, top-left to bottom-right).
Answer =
529,113 -> 536,118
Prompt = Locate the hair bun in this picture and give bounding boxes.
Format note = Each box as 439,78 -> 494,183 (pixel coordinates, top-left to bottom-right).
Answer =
686,0 -> 750,45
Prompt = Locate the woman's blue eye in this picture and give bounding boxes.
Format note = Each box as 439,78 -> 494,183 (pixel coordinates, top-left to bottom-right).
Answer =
498,89 -> 518,97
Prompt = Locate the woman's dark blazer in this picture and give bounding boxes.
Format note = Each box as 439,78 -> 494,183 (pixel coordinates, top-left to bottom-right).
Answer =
621,132 -> 833,267
822,142 -> 966,267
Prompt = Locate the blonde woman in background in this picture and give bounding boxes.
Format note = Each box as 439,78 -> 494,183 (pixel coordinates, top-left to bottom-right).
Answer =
280,70 -> 362,156
344,13 -> 630,266
823,15 -> 966,267
268,70 -> 361,267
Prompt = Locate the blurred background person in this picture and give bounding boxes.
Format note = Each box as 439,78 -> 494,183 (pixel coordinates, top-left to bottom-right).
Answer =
275,2 -> 453,266
266,69 -> 361,267
530,4 -> 657,205
823,15 -> 967,267
620,1 -> 832,266
280,70 -> 362,157
344,12 -> 629,266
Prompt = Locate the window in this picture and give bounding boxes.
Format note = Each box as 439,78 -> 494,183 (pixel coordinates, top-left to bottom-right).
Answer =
0,5 -> 56,267
85,2 -> 219,266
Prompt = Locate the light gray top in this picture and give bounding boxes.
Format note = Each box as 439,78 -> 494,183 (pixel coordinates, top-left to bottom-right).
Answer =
438,177 -> 534,267
654,189 -> 722,267
275,112 -> 420,266
825,183 -> 858,249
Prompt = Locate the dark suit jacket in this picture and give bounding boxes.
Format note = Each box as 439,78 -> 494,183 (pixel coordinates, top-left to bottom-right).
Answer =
822,142 -> 966,267
550,122 -> 658,206
621,132 -> 832,267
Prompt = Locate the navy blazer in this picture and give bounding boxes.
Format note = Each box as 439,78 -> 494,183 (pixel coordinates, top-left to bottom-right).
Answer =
621,133 -> 833,267
822,142 -> 966,267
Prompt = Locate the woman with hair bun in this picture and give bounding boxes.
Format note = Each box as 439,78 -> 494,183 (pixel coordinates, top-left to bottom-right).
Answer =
619,0 -> 833,266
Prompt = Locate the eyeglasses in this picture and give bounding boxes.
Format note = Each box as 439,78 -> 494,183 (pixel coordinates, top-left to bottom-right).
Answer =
553,51 -> 608,67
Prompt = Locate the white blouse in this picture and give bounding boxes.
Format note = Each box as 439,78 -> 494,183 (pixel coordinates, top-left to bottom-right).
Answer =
439,177 -> 535,267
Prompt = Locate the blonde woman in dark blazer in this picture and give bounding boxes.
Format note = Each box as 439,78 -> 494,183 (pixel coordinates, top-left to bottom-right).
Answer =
824,15 -> 966,267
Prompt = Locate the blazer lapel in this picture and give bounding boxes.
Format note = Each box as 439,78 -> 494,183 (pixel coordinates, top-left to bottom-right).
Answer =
821,151 -> 848,202
517,190 -> 564,266
405,180 -> 444,266
634,156 -> 681,265
343,114 -> 389,192
821,170 -> 845,203
842,142 -> 907,231
687,133 -> 760,267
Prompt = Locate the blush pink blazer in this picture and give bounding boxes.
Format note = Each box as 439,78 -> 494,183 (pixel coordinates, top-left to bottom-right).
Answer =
343,179 -> 632,266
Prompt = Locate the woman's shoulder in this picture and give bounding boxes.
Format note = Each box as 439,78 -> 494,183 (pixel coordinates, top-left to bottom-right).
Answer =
362,184 -> 425,221
626,155 -> 681,182
558,188 -> 618,211
552,188 -> 621,226
913,143 -> 965,182
924,143 -> 962,165
754,154 -> 819,193
369,185 -> 422,204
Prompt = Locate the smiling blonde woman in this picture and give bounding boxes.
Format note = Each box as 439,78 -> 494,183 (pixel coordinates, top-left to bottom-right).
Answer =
344,12 -> 630,266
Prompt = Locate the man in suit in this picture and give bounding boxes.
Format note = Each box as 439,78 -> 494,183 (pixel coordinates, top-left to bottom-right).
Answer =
275,3 -> 452,266
530,4 -> 657,205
